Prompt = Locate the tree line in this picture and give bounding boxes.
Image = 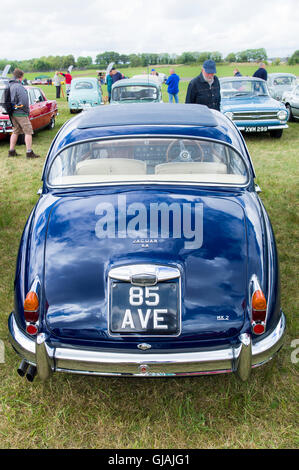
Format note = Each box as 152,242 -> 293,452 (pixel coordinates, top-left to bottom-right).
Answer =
1,49 -> 298,73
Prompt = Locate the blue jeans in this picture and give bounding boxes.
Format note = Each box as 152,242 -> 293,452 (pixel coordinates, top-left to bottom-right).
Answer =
168,93 -> 179,103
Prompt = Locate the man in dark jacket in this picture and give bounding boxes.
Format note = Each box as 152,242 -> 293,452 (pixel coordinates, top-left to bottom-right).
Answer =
185,60 -> 221,111
253,63 -> 267,81
8,68 -> 39,158
111,68 -> 123,84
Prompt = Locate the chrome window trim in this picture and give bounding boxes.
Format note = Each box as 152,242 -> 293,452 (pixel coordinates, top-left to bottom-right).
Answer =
45,134 -> 251,190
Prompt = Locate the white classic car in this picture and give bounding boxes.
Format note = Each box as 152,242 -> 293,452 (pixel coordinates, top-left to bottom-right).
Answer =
281,84 -> 299,121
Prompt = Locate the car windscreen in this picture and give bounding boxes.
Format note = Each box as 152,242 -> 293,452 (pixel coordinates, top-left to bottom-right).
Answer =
221,80 -> 268,98
74,81 -> 94,89
48,137 -> 248,187
112,85 -> 158,101
271,76 -> 296,86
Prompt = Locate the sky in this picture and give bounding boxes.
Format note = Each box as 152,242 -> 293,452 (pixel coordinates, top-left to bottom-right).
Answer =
1,0 -> 298,61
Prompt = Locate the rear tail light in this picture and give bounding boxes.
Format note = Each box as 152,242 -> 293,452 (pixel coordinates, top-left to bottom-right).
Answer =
24,287 -> 40,335
26,324 -> 38,335
251,288 -> 267,335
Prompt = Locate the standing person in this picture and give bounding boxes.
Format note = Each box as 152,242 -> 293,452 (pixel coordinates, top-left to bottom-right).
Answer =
106,70 -> 113,103
165,68 -> 180,103
8,68 -> 40,158
253,63 -> 268,81
185,59 -> 221,111
59,70 -> 72,99
111,68 -> 123,84
53,71 -> 62,98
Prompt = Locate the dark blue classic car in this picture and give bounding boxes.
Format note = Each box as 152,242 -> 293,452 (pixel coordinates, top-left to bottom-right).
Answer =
8,103 -> 286,382
220,77 -> 289,138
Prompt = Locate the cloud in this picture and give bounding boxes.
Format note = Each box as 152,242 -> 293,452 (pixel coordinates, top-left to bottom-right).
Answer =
0,0 -> 298,60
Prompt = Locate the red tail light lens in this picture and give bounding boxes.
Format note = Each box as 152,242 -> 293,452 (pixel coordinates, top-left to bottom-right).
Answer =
26,324 -> 38,335
24,291 -> 39,323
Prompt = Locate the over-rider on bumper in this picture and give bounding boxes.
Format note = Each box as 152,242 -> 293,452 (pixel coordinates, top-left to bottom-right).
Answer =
8,312 -> 286,382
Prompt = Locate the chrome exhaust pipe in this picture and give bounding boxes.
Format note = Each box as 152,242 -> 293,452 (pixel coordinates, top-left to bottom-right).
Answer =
26,365 -> 37,382
17,359 -> 29,377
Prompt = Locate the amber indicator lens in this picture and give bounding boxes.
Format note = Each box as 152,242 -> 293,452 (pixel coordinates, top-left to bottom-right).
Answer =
252,290 -> 267,311
24,291 -> 39,323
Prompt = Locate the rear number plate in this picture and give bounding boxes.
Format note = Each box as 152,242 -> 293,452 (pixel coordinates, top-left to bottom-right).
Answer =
109,282 -> 179,335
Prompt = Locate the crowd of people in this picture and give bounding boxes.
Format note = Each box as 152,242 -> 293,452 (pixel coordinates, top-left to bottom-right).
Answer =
5,61 -> 270,159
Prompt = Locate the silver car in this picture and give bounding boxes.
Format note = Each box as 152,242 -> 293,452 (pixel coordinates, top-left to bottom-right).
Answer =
267,73 -> 297,101
282,84 -> 299,121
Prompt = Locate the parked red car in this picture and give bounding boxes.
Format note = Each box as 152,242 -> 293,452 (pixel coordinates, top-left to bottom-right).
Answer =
0,82 -> 58,141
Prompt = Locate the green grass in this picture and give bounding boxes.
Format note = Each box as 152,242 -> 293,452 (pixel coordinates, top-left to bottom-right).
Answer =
0,75 -> 298,449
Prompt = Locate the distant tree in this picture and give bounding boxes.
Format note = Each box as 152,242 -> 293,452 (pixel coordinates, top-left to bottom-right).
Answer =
288,50 -> 299,64
177,52 -> 197,64
210,51 -> 223,63
61,55 -> 76,68
225,52 -> 236,62
128,54 -> 142,67
158,53 -> 171,64
32,58 -> 50,71
77,56 -> 93,68
198,52 -> 211,63
235,50 -> 249,62
119,54 -> 129,65
236,48 -> 267,62
95,51 -> 120,66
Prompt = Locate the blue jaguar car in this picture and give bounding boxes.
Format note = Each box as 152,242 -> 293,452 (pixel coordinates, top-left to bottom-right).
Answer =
8,103 -> 286,382
220,77 -> 289,138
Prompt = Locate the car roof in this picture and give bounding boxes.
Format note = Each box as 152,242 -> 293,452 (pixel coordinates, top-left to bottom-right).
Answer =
112,78 -> 159,88
268,72 -> 296,78
72,77 -> 97,82
77,103 -> 218,129
220,76 -> 265,82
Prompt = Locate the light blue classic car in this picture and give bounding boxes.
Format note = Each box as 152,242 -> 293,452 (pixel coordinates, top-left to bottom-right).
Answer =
68,77 -> 102,113
111,77 -> 163,104
267,73 -> 297,101
220,77 -> 289,138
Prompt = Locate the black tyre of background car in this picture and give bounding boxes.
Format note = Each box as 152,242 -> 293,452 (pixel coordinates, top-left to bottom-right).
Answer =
16,134 -> 25,145
269,129 -> 283,138
286,104 -> 294,122
47,117 -> 55,130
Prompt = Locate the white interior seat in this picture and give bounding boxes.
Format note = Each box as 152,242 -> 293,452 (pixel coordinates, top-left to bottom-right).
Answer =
76,158 -> 147,175
155,162 -> 227,175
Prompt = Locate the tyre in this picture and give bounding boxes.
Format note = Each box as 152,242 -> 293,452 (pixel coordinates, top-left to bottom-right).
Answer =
47,117 -> 55,130
269,129 -> 283,138
286,104 -> 294,122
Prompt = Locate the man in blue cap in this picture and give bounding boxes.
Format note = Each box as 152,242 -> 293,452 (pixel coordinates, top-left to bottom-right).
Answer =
185,59 -> 221,110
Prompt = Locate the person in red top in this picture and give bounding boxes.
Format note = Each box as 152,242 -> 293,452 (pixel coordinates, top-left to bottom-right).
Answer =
59,71 -> 72,99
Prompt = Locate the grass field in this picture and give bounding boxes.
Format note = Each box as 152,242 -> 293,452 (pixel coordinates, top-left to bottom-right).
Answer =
0,72 -> 298,449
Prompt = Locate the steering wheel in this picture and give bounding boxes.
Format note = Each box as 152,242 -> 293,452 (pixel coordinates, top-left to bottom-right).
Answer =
166,139 -> 204,162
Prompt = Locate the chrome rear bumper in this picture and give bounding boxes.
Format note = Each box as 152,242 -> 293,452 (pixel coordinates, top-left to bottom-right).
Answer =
8,313 -> 286,381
